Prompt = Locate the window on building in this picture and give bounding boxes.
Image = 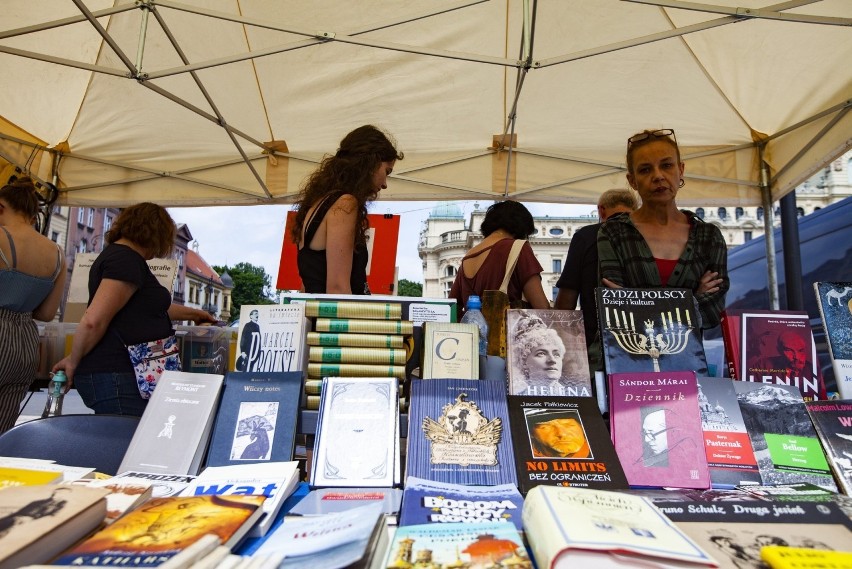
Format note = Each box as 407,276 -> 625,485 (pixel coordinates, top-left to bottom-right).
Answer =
51,231 -> 59,242
552,287 -> 560,300
744,231 -> 752,242
717,207 -> 727,220
814,206 -> 821,212
735,207 -> 744,220
549,227 -> 564,236
695,207 -> 704,220
774,207 -> 780,217
87,208 -> 95,228
104,215 -> 113,234
77,208 -> 85,224
78,239 -> 87,253
796,207 -> 804,217
552,258 -> 562,273
445,265 -> 456,277
442,281 -> 452,297
756,207 -> 764,221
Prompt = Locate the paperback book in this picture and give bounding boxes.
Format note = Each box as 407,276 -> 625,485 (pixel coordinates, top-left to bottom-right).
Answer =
111,471 -> 197,498
67,477 -> 155,524
421,322 -> 479,379
0,465 -> 63,488
288,486 -> 403,517
695,376 -> 761,488
506,395 -> 628,494
719,308 -> 743,380
761,545 -> 852,568
732,381 -> 836,491
739,310 -> 826,400
506,309 -> 592,397
205,371 -> 303,467
406,378 -> 517,486
804,399 -> 852,495
609,371 -> 711,489
813,281 -> 852,398
236,303 -> 309,373
596,287 -> 708,376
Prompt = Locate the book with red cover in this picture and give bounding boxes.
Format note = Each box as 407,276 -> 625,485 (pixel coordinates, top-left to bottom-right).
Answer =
739,310 -> 826,400
720,308 -> 743,379
609,371 -> 710,489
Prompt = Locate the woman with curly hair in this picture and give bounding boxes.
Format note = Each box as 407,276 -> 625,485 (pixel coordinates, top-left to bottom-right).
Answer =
291,125 -> 403,294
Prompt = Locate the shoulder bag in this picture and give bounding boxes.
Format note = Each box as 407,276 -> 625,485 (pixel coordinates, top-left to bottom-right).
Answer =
480,239 -> 527,357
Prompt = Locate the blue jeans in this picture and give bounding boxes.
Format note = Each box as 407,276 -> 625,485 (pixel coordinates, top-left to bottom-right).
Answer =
74,371 -> 148,417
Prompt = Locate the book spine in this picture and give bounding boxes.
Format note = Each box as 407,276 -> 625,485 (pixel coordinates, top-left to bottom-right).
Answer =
305,300 -> 402,320
315,318 -> 414,335
305,379 -> 323,396
307,363 -> 407,380
309,346 -> 407,365
306,332 -> 405,349
720,313 -> 739,380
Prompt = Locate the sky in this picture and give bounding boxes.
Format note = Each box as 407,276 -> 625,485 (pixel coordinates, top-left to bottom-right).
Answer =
168,201 -> 595,288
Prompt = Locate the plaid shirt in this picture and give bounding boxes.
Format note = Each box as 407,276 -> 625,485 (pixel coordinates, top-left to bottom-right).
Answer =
597,210 -> 729,328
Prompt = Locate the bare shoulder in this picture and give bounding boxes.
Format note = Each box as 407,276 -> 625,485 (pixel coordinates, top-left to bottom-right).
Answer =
329,193 -> 359,215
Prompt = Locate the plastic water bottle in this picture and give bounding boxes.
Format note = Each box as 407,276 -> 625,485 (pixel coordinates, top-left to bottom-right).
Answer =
461,295 -> 489,359
41,371 -> 66,418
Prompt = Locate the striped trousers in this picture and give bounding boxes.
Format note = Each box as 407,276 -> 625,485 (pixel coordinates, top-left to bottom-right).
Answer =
0,308 -> 38,434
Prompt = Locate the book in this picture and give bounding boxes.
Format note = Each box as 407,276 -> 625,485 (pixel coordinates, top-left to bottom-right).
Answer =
314,318 -> 414,335
761,545 -> 852,569
406,378 -> 518,486
117,370 -> 225,476
720,309 -> 743,380
288,487 -> 403,517
383,521 -> 531,568
804,400 -> 852,495
180,461 -> 300,537
596,287 -> 708,376
657,500 -> 852,569
235,303 -> 309,373
739,310 -> 826,400
506,395 -> 629,494
0,485 -> 109,568
736,482 -> 838,502
110,471 -> 197,498
506,309 -> 593,397
67,477 -> 154,524
53,494 -> 266,566
733,381 -> 836,491
399,476 -> 525,532
421,322 -> 480,379
204,371 -> 303,467
609,371 -> 711,489
307,331 -> 406,349
307,362 -> 407,380
813,282 -> 852,398
523,486 -> 717,568
695,376 -> 762,488
0,466 -> 63,488
303,299 -> 402,320
309,346 -> 408,365
310,377 -> 399,488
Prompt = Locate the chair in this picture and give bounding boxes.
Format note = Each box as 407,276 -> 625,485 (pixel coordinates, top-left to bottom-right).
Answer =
0,414 -> 140,475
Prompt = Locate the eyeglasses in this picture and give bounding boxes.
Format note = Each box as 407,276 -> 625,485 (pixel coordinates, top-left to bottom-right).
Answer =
643,426 -> 671,441
627,128 -> 677,149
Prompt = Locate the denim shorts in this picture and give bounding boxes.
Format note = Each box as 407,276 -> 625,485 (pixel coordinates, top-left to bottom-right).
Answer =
73,371 -> 148,417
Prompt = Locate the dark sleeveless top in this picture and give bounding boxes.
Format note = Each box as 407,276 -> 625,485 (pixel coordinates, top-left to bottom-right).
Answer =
297,193 -> 369,294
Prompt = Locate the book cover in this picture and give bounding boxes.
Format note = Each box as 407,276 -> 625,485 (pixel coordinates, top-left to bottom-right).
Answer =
732,381 -> 836,491
302,299 -> 402,320
205,371 -> 303,467
68,477 -> 154,524
761,545 -> 852,568
180,461 -> 300,537
696,376 -> 762,488
609,371 -> 711,489
406,378 -> 517,486
506,395 -> 629,494
117,370 -> 225,476
314,317 -> 414,335
657,500 -> 852,569
383,521 -> 531,568
522,486 -> 717,568
111,471 -> 197,498
288,487 -> 403,517
310,377 -> 399,487
720,309 -> 743,380
309,345 -> 408,365
804,400 -> 852,495
736,482 -> 837,502
813,282 -> 852,398
0,485 -> 109,568
399,476 -> 524,532
53,494 -> 266,566
421,322 -> 479,380
0,466 -> 63,488
235,304 -> 308,373
307,362 -> 407,380
506,309 -> 593,397
739,310 -> 826,401
307,331 -> 406,349
596,287 -> 708,376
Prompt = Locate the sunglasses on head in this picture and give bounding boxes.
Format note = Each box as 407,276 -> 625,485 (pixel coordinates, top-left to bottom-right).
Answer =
627,128 -> 677,149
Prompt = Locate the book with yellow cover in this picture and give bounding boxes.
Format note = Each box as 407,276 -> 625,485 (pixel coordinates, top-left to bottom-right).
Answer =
307,362 -> 406,380
309,346 -> 407,365
314,318 -> 414,335
761,545 -> 852,568
303,300 -> 402,320
306,331 -> 405,349
0,466 -> 63,488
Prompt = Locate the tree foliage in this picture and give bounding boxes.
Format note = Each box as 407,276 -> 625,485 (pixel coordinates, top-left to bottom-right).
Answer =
397,279 -> 423,297
214,262 -> 275,318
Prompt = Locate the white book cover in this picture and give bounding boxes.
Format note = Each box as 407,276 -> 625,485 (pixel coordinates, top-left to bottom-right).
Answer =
111,471 -> 197,498
311,377 -> 399,487
236,304 -> 309,373
180,461 -> 300,537
117,371 -> 224,476
67,477 -> 154,523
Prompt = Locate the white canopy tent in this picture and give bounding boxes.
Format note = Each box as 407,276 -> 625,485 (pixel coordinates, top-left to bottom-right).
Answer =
0,0 -> 850,210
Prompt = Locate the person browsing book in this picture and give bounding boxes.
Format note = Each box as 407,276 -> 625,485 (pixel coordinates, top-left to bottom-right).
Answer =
598,128 -> 729,329
291,125 -> 404,295
0,177 -> 67,433
52,203 -> 215,416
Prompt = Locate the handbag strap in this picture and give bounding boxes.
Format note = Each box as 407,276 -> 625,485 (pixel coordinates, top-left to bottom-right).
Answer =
499,240 -> 526,294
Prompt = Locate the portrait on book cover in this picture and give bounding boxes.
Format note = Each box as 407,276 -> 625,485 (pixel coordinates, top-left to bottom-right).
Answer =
229,401 -> 278,461
522,408 -> 591,459
236,308 -> 262,372
639,406 -> 698,469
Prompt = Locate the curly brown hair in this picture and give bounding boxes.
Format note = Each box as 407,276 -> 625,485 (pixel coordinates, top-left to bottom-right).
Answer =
0,177 -> 41,220
106,202 -> 176,258
290,125 -> 403,247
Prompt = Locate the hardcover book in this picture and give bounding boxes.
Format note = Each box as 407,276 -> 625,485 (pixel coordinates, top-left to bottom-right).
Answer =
695,376 -> 762,488
399,476 -> 524,532
506,395 -> 629,494
596,287 -> 708,376
303,299 -> 402,320
421,322 -> 479,380
235,303 -> 309,373
739,310 -> 826,400
732,381 -> 836,491
720,309 -> 743,380
804,399 -> 852,495
406,378 -> 517,486
609,371 -> 711,489
288,486 -> 403,517
307,362 -> 407,380
67,477 -> 155,524
53,494 -> 266,566
506,309 -> 593,397
522,486 -> 717,568
204,371 -> 303,467
308,345 -> 407,365
813,281 -> 852,398
117,370 -> 225,476
314,317 -> 414,335
310,377 -> 399,487
307,331 -> 406,349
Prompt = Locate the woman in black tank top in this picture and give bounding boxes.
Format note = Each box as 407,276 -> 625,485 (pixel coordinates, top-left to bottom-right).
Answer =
291,125 -> 404,294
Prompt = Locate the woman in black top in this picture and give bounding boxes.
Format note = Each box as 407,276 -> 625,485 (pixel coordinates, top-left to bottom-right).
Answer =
291,125 -> 403,294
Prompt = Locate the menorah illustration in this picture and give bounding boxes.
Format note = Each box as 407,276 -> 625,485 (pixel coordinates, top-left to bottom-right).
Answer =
603,306 -> 693,371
